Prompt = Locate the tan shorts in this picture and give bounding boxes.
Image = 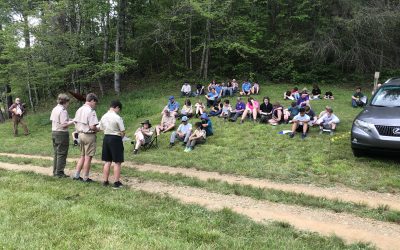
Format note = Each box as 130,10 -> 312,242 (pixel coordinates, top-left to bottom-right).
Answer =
79,133 -> 96,156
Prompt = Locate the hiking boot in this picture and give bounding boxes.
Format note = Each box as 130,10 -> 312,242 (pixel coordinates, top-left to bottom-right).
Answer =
73,177 -> 83,181
103,181 -> 109,187
301,133 -> 307,139
56,173 -> 69,178
83,178 -> 94,183
289,132 -> 295,138
113,181 -> 123,189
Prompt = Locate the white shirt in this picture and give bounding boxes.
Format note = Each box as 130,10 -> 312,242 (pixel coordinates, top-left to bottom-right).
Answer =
99,110 -> 125,136
74,104 -> 99,133
177,123 -> 192,134
181,84 -> 191,93
50,104 -> 69,132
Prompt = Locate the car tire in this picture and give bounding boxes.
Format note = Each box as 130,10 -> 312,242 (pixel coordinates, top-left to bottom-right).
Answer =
352,148 -> 365,157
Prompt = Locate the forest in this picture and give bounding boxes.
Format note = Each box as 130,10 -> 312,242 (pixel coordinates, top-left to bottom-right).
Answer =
0,0 -> 400,110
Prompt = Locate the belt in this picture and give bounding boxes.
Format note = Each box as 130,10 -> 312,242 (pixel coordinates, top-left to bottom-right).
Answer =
79,132 -> 95,134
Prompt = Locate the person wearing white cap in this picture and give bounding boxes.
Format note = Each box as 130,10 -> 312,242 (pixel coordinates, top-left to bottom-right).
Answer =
169,116 -> 192,147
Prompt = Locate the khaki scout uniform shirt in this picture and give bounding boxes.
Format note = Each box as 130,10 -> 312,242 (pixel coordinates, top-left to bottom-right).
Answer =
99,110 -> 125,136
50,104 -> 69,132
74,104 -> 99,133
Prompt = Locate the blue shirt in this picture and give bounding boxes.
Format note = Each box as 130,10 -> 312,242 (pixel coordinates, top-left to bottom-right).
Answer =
202,119 -> 213,136
288,106 -> 299,116
168,101 -> 180,111
207,92 -> 218,101
215,85 -> 222,95
235,101 -> 245,111
242,82 -> 251,92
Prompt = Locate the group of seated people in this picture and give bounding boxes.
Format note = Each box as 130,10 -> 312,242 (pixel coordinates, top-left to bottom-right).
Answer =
284,84 -> 334,101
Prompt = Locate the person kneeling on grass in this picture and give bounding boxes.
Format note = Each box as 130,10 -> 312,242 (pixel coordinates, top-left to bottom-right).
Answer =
99,100 -> 125,189
316,107 -> 340,135
288,107 -> 310,139
184,122 -> 206,152
169,116 -> 192,147
134,120 -> 153,154
156,109 -> 176,136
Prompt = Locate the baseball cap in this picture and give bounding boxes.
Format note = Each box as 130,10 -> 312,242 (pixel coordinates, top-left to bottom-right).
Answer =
169,96 -> 175,100
181,116 -> 188,122
200,113 -> 208,120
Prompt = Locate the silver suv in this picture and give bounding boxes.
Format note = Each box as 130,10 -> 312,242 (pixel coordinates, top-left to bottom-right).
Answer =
351,77 -> 400,157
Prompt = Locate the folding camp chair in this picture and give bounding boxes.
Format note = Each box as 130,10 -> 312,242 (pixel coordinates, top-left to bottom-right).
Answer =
142,134 -> 158,150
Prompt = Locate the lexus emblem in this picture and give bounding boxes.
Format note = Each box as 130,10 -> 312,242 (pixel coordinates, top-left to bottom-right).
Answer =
393,128 -> 400,135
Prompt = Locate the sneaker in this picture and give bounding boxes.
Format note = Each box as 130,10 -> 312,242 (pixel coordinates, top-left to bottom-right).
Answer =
83,178 -> 94,183
103,181 -> 109,186
184,147 -> 189,152
289,132 -> 295,138
73,177 -> 83,181
301,133 -> 307,139
186,147 -> 193,152
113,181 -> 123,189
133,149 -> 138,155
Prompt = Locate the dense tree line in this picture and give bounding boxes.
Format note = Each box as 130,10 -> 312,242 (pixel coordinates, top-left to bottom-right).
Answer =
0,0 -> 399,110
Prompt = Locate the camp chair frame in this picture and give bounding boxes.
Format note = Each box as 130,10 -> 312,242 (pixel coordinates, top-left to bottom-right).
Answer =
142,134 -> 158,150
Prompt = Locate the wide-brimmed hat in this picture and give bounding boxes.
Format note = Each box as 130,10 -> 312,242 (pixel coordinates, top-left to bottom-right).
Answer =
140,120 -> 152,127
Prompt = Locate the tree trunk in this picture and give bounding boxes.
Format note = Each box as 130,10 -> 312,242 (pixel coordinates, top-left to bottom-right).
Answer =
22,11 -> 35,112
189,10 -> 192,70
203,17 -> 211,80
114,0 -> 122,95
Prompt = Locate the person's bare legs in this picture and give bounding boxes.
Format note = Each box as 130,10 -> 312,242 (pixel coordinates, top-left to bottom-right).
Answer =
302,123 -> 308,134
103,161 -> 111,182
113,163 -> 121,182
241,109 -> 249,122
74,156 -> 85,178
291,121 -> 298,133
252,109 -> 257,120
82,156 -> 92,180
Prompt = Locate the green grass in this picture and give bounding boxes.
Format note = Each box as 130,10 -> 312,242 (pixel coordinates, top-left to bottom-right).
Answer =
0,170 -> 372,249
0,80 -> 399,193
1,155 -> 399,225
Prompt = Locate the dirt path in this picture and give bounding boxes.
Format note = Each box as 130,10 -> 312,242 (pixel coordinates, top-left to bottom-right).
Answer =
2,152 -> 400,211
1,162 -> 400,250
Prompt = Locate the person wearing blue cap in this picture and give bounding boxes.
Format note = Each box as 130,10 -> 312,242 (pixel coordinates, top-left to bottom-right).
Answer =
200,113 -> 213,136
169,116 -> 192,147
162,96 -> 180,117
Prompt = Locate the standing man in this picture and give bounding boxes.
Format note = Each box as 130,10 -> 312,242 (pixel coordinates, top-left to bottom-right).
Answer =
73,93 -> 99,182
99,100 -> 125,188
50,94 -> 75,178
8,97 -> 29,136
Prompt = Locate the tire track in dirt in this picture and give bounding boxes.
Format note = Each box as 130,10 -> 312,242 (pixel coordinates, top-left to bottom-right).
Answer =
2,152 -> 400,211
1,162 -> 400,250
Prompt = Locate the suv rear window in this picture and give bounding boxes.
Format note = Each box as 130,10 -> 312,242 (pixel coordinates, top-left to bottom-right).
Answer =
371,86 -> 400,107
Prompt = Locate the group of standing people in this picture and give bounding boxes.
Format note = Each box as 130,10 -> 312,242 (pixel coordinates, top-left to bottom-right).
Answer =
50,93 -> 125,188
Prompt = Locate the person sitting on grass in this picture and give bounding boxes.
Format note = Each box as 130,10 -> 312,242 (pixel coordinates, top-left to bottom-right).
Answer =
229,97 -> 246,122
195,83 -> 205,96
240,97 -> 259,123
296,90 -> 310,108
259,96 -> 273,123
169,116 -> 192,147
251,81 -> 260,95
205,88 -> 219,107
231,79 -> 239,94
291,87 -> 300,100
180,99 -> 193,118
240,80 -> 252,96
224,80 -> 233,96
284,90 -> 294,100
184,122 -> 206,152
156,110 -> 176,136
286,101 -> 299,122
209,101 -> 223,117
316,107 -> 340,135
201,113 -> 213,136
269,102 -> 287,125
310,84 -> 321,99
214,82 -> 223,100
219,99 -> 232,119
194,99 -> 206,118
162,96 -> 180,117
207,80 -> 216,93
352,87 -> 366,107
288,107 -> 310,139
305,105 -> 318,126
324,91 -> 334,100
181,81 -> 192,97
133,120 -> 153,155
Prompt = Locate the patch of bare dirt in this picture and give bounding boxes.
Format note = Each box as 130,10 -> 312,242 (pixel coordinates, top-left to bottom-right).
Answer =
2,153 -> 400,211
1,162 -> 400,250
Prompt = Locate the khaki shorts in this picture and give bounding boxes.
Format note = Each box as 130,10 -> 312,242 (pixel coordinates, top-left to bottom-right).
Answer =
79,133 -> 96,156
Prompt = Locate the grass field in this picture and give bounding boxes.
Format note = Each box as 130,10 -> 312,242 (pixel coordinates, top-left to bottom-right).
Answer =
0,170 -> 370,249
0,80 -> 399,192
